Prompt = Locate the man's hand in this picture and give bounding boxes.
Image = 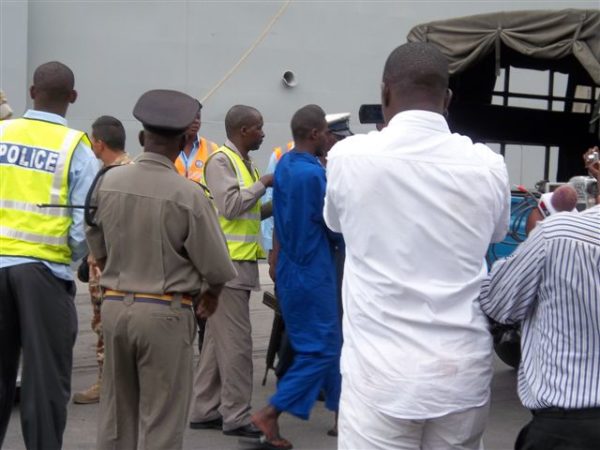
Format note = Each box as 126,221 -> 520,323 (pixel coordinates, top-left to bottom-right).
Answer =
195,284 -> 223,319
260,174 -> 274,188
94,257 -> 106,272
268,234 -> 280,283
260,201 -> 273,220
268,261 -> 276,283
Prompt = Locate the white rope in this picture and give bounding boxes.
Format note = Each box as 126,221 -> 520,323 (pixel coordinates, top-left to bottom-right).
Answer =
201,0 -> 293,104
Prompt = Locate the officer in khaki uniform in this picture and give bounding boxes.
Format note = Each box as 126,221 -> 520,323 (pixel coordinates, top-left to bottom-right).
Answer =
0,90 -> 13,120
86,90 -> 237,450
74,115 -> 131,405
189,105 -> 273,437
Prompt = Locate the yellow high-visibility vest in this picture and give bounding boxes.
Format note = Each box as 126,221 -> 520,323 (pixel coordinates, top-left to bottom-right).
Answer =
206,146 -> 265,261
0,117 -> 89,264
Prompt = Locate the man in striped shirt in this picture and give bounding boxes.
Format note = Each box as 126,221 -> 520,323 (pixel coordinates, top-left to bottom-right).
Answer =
480,162 -> 600,449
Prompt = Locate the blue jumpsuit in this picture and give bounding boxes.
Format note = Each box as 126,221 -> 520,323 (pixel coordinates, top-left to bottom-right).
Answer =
270,151 -> 342,419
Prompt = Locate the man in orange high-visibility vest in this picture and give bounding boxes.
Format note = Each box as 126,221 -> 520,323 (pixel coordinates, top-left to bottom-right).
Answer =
174,106 -> 218,184
174,105 -> 219,353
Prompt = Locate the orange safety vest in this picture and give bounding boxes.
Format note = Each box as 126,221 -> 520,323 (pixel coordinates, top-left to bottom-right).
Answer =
174,136 -> 218,183
272,141 -> 294,162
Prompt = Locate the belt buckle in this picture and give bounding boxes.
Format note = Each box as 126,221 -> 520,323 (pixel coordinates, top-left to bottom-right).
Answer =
124,292 -> 134,306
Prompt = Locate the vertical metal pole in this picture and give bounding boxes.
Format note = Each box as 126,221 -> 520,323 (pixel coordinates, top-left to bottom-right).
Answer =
500,67 -> 509,157
503,66 -> 510,107
544,71 -> 555,180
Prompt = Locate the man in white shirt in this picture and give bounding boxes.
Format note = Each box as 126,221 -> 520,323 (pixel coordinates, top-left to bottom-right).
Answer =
324,42 -> 510,450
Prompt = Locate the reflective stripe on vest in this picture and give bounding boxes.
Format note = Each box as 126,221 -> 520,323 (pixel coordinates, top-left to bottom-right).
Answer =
0,118 -> 84,263
175,136 -> 217,184
0,225 -> 69,246
206,146 -> 266,261
223,233 -> 261,244
0,199 -> 70,217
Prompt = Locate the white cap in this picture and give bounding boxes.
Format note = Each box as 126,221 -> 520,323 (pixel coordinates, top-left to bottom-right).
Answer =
325,112 -> 352,136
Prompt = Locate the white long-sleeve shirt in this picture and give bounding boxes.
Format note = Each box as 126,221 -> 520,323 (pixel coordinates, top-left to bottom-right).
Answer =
324,110 -> 510,419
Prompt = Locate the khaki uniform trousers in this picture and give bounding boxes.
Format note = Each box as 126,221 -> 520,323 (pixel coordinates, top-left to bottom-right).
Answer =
190,287 -> 253,431
97,295 -> 196,450
88,261 -> 104,381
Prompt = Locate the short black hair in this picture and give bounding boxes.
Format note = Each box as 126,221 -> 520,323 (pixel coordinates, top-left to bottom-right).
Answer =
225,105 -> 261,138
92,115 -> 126,150
290,104 -> 326,141
33,61 -> 75,101
383,42 -> 449,97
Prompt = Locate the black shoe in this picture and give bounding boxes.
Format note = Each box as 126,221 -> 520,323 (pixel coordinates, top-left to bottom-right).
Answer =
190,417 -> 223,430
223,423 -> 262,438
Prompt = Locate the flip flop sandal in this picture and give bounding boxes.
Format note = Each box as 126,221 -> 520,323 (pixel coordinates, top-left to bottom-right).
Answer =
259,435 -> 293,450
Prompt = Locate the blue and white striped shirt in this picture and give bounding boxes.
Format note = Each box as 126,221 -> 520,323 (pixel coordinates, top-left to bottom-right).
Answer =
480,205 -> 600,410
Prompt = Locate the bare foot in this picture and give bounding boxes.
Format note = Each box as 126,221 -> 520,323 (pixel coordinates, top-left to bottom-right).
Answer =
327,411 -> 338,437
251,406 -> 293,449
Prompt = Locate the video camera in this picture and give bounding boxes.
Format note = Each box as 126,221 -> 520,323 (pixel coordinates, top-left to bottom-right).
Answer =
358,104 -> 383,124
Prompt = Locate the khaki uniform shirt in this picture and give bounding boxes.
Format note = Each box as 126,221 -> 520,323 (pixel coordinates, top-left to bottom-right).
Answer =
88,152 -> 133,299
204,140 -> 266,291
86,152 -> 237,295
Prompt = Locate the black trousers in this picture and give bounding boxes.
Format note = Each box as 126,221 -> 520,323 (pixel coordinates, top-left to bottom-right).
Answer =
515,408 -> 600,450
0,263 -> 77,450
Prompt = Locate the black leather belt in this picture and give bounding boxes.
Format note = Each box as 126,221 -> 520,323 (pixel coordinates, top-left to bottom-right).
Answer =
531,407 -> 600,419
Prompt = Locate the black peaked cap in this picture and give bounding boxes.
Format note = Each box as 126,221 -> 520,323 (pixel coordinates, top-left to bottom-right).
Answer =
133,89 -> 201,135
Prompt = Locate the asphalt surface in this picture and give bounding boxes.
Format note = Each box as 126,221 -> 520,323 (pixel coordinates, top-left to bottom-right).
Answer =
4,263 -> 529,449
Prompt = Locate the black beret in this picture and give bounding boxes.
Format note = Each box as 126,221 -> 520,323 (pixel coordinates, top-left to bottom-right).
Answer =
133,89 -> 201,135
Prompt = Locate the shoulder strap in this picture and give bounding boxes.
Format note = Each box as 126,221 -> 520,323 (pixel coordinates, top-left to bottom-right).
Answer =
84,164 -> 125,227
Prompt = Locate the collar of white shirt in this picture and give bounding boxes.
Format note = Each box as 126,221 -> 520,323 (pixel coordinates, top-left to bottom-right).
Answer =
387,109 -> 450,134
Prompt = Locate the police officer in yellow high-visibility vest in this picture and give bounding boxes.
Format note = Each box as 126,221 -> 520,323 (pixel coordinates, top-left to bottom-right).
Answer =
0,62 -> 97,449
189,105 -> 273,438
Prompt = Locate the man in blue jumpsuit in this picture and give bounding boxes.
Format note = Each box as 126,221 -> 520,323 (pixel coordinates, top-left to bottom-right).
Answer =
252,105 -> 341,450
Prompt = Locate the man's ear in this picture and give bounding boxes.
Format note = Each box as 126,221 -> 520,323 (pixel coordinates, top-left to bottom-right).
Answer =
443,88 -> 453,116
69,89 -> 78,104
29,85 -> 36,101
381,81 -> 391,109
138,130 -> 145,147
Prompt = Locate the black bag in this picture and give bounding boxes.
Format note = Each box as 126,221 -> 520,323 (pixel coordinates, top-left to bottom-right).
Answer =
77,255 -> 90,283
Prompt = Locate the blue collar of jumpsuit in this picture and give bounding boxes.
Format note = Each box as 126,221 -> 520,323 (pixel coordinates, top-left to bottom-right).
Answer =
179,135 -> 199,171
289,149 -> 321,165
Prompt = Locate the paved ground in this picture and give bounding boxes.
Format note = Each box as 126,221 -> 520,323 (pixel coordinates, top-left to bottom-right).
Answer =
4,263 -> 529,449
